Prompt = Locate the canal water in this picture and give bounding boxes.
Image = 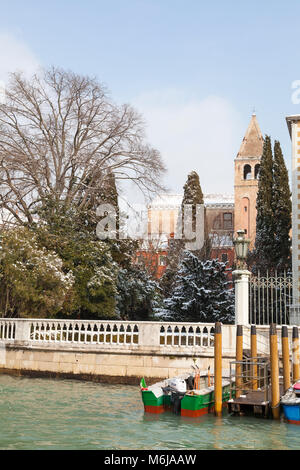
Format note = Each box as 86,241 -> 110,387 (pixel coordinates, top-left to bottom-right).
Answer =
0,374 -> 299,450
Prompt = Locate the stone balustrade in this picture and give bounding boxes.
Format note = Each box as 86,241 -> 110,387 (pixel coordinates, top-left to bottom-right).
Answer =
0,318 -> 294,354
0,319 -> 296,384
0,318 -> 218,351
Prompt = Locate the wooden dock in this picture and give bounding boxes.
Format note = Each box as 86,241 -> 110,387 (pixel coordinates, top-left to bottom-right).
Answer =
228,384 -> 284,418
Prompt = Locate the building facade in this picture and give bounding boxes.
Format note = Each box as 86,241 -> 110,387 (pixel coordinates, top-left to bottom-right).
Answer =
286,115 -> 300,318
140,193 -> 234,278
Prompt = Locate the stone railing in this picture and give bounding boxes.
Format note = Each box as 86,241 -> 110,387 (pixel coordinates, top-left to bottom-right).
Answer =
0,318 -> 295,356
0,319 -> 221,352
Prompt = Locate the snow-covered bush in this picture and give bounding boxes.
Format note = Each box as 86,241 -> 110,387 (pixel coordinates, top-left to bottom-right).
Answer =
0,228 -> 74,317
158,250 -> 234,323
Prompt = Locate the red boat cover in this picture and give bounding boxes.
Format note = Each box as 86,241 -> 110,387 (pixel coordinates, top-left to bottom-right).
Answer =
293,383 -> 300,391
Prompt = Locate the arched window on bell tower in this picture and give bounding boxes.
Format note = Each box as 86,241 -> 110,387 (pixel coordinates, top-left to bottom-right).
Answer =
254,164 -> 260,179
243,164 -> 252,180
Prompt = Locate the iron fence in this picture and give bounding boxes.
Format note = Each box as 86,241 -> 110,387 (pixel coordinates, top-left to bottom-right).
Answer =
249,270 -> 293,325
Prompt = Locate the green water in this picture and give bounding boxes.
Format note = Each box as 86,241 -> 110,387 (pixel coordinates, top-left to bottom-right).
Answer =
0,374 -> 299,450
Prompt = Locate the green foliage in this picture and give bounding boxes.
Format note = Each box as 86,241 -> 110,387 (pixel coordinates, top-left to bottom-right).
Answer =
272,140 -> 292,270
160,170 -> 211,299
0,228 -> 74,318
116,265 -> 162,321
159,239 -> 184,298
254,135 -> 274,269
31,201 -> 119,319
251,136 -> 291,273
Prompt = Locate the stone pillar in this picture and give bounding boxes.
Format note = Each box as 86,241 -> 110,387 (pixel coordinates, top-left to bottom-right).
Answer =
233,269 -> 251,326
138,322 -> 161,348
14,320 -> 31,342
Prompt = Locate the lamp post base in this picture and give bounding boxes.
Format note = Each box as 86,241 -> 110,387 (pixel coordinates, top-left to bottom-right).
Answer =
233,269 -> 251,326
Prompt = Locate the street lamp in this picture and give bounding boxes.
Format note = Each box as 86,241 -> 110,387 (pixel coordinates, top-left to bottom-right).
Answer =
233,229 -> 250,270
232,230 -> 251,325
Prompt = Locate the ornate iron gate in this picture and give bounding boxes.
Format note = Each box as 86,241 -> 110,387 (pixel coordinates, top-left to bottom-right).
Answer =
249,271 -> 293,325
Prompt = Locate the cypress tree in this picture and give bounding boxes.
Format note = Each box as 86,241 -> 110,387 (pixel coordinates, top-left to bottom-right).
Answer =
253,135 -> 275,272
272,140 -> 291,271
160,171 -> 207,297
180,171 -> 211,259
181,170 -> 204,230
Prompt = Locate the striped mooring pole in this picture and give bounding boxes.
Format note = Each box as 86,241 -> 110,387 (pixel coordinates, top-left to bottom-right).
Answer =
235,325 -> 243,398
281,326 -> 291,392
251,325 -> 258,391
292,326 -> 300,383
269,323 -> 280,420
214,322 -> 222,417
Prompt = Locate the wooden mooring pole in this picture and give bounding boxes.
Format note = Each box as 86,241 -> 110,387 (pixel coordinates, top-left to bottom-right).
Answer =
251,325 -> 258,391
214,322 -> 222,417
281,325 -> 291,392
235,325 -> 243,398
269,323 -> 280,419
292,326 -> 300,383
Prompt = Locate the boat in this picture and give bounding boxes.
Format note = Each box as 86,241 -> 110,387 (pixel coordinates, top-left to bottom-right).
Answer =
140,368 -> 232,417
281,381 -> 300,424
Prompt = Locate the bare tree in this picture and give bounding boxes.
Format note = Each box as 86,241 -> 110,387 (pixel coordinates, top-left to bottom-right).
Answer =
0,67 -> 166,225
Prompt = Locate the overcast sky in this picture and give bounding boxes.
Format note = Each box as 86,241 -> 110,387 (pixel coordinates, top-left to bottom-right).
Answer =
0,0 -> 299,200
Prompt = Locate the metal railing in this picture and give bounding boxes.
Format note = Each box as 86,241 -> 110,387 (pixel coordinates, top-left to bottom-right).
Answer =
249,270 -> 293,325
229,357 -> 271,402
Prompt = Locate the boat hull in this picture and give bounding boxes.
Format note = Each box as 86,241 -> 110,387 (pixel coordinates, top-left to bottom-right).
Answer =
181,385 -> 231,417
141,383 -> 231,417
282,403 -> 300,424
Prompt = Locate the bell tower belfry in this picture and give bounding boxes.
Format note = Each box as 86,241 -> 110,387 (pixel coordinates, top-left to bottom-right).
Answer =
234,113 -> 263,248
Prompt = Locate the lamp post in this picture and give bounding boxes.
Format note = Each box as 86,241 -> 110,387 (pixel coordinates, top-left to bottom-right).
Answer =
233,230 -> 251,326
233,230 -> 250,269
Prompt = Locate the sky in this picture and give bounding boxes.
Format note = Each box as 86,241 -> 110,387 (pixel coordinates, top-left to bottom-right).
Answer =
0,0 -> 299,200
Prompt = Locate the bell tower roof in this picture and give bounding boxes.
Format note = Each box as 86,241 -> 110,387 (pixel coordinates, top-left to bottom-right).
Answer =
236,113 -> 263,159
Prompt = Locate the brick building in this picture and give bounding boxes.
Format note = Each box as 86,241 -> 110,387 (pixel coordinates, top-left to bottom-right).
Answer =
234,113 -> 263,248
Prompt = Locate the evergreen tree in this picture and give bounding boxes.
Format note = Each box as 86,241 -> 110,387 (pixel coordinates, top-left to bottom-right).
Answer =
180,170 -> 211,260
160,171 -> 211,297
158,251 -> 234,323
159,238 -> 184,298
250,136 -> 292,273
252,135 -> 275,272
272,140 -> 292,271
181,171 -> 204,229
116,264 -> 161,321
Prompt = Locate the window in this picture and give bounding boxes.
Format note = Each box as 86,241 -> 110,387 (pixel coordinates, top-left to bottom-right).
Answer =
244,206 -> 247,212
243,164 -> 252,180
213,215 -> 222,229
223,213 -> 233,229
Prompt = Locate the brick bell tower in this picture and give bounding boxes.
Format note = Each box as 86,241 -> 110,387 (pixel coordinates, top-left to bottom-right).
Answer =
234,113 -> 264,248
